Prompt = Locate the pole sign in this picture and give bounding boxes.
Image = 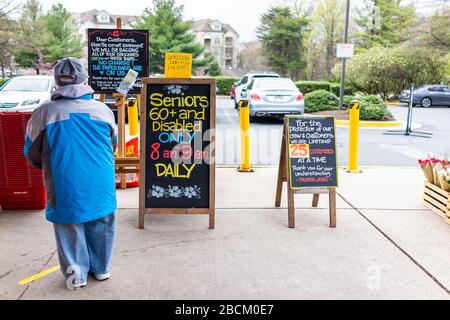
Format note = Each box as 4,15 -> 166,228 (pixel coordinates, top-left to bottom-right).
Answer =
139,78 -> 216,229
287,116 -> 338,189
88,28 -> 149,93
336,43 -> 354,58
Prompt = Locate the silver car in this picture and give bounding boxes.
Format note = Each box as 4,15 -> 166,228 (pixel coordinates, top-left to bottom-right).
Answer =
241,78 -> 304,122
399,85 -> 450,108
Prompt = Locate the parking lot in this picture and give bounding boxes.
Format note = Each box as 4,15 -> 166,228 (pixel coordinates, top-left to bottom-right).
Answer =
215,97 -> 450,167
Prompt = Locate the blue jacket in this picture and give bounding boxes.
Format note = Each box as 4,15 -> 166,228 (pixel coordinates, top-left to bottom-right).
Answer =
24,84 -> 118,224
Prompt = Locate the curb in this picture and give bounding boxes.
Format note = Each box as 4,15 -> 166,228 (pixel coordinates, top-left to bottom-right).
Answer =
335,119 -> 402,128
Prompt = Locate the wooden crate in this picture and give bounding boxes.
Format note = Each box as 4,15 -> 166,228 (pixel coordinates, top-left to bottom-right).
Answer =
423,181 -> 450,224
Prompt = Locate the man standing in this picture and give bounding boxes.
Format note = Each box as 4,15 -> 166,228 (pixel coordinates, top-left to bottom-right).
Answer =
24,58 -> 118,289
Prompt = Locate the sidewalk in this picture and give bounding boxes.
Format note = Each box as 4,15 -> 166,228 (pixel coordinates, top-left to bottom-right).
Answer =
1,167 -> 449,300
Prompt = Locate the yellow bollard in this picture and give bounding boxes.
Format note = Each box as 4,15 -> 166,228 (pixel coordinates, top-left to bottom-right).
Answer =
127,98 -> 139,136
238,100 -> 254,172
347,100 -> 361,173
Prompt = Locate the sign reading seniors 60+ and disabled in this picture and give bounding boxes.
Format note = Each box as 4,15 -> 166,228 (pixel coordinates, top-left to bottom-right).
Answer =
139,78 -> 216,229
87,28 -> 149,93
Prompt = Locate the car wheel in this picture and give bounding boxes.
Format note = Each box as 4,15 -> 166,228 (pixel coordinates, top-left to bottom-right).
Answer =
234,100 -> 239,109
421,97 -> 432,108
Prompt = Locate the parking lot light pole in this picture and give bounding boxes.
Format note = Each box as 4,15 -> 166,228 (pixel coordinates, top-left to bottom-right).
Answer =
339,0 -> 351,110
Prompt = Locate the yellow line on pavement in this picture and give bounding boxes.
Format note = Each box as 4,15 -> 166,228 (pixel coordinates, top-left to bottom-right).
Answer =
18,265 -> 60,285
335,119 -> 402,128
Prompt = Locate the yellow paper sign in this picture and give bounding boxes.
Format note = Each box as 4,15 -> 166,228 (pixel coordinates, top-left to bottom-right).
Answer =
165,52 -> 193,78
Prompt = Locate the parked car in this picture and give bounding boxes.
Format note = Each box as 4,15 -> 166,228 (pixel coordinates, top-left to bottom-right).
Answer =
241,77 -> 304,122
230,80 -> 240,99
234,72 -> 280,108
399,85 -> 450,108
0,76 -> 55,112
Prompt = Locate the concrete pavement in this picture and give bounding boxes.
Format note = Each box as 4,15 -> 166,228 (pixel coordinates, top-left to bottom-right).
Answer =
1,166 -> 450,300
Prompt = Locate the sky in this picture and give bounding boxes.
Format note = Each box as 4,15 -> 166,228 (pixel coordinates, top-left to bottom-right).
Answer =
35,0 -> 281,42
16,0 -> 438,42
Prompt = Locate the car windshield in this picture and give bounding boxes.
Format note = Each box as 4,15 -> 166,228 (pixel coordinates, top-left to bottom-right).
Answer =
254,79 -> 297,91
2,79 -> 50,92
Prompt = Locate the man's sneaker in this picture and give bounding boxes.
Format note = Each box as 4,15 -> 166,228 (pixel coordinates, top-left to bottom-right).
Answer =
94,272 -> 110,281
67,280 -> 87,290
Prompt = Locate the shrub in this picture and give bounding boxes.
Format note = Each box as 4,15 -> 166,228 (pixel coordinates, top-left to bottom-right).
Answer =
360,104 -> 393,121
329,83 -> 352,96
214,77 -> 240,95
304,90 -> 339,112
0,78 -> 9,88
295,81 -> 331,94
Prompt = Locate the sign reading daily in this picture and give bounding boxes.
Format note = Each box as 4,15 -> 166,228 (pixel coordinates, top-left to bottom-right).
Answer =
287,116 -> 338,189
140,79 -> 215,213
87,29 -> 148,93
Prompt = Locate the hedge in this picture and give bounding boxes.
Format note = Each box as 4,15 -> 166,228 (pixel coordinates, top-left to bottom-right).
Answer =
295,81 -> 331,94
214,77 -> 240,95
329,83 -> 352,96
304,90 -> 339,113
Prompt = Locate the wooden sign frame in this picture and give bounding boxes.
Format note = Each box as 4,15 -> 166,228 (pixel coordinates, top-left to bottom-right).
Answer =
90,19 -> 145,189
139,78 -> 216,230
275,116 -> 337,228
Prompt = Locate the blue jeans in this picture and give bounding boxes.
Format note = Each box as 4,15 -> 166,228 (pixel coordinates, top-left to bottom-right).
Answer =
53,213 -> 116,284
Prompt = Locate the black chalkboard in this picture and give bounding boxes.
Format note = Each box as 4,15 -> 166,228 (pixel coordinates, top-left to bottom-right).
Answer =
287,116 -> 338,189
141,79 -> 215,210
87,29 -> 148,93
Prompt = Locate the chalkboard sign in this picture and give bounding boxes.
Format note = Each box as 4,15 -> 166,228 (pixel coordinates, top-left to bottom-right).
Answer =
87,29 -> 148,93
287,116 -> 338,189
139,78 -> 216,229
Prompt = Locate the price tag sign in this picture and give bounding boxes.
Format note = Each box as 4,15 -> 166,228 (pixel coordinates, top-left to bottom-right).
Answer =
165,53 -> 193,79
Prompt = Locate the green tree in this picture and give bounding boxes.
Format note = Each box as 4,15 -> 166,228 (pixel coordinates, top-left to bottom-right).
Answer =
134,0 -> 210,74
257,6 -> 309,79
14,0 -> 49,74
43,3 -> 83,63
0,1 -> 19,77
416,4 -> 450,51
207,60 -> 222,76
337,46 -> 448,98
355,0 -> 417,48
305,0 -> 345,80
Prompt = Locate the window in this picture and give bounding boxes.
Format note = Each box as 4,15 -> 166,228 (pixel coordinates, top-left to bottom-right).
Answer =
2,79 -> 50,92
204,38 -> 211,46
225,37 -> 233,46
98,13 -> 109,23
212,21 -> 221,31
214,37 -> 220,45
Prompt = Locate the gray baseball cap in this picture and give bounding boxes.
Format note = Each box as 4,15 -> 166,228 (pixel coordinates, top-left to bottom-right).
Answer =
54,57 -> 88,86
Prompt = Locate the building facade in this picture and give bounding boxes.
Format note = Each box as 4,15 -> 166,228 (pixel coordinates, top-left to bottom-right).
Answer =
190,19 -> 240,70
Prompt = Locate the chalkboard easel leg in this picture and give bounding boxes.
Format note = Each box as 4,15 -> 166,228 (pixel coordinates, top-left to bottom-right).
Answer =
139,210 -> 145,230
329,189 -> 337,228
209,212 -> 215,230
287,188 -> 295,228
312,194 -> 320,208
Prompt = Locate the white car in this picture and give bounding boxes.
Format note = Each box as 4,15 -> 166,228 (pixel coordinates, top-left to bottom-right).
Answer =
0,75 -> 55,112
234,72 -> 280,108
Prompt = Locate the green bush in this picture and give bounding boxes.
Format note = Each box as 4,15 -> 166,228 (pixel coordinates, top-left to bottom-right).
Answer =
214,77 -> 240,95
295,81 -> 331,94
342,94 -> 383,109
304,90 -> 339,112
329,83 -> 352,96
0,78 -> 9,88
360,104 -> 393,121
